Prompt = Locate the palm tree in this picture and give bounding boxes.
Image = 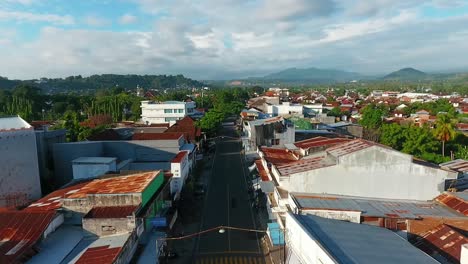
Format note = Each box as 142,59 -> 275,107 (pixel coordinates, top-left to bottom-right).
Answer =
433,114 -> 456,157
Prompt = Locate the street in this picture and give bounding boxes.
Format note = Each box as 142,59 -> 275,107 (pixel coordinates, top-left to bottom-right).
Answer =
193,124 -> 266,263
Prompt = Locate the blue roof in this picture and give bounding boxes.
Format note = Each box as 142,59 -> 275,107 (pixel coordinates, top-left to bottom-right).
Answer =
292,214 -> 438,264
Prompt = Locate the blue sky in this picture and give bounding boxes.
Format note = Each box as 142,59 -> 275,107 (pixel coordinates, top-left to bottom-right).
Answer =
1,0 -> 468,80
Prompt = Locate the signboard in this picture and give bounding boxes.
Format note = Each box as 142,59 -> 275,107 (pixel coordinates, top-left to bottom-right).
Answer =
151,217 -> 167,227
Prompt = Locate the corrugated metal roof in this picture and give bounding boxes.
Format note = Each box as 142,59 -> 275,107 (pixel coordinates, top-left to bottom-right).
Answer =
293,214 -> 439,264
292,193 -> 463,219
261,147 -> 298,165
0,211 -> 56,263
255,160 -> 270,181
75,245 -> 122,264
440,159 -> 468,173
413,224 -> 468,263
25,182 -> 90,212
326,139 -> 375,157
84,205 -> 138,219
435,192 -> 468,216
66,171 -> 160,199
293,136 -> 351,150
276,155 -> 336,176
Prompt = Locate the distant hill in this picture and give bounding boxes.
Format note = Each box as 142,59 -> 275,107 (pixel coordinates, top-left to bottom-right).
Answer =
0,74 -> 204,92
383,68 -> 427,80
261,67 -> 362,82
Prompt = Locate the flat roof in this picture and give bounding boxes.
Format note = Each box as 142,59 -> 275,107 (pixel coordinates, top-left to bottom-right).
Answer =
292,214 -> 439,264
291,193 -> 463,219
72,157 -> 117,164
132,132 -> 183,140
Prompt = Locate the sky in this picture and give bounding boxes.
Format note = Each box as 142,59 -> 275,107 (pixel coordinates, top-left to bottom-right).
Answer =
1,0 -> 468,80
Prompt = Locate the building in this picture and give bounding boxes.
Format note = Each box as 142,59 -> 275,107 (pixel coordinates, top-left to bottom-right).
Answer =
140,100 -> 196,125
266,102 -> 303,117
169,151 -> 190,198
0,116 -> 42,207
72,157 -> 118,180
286,213 -> 439,264
242,116 -> 295,151
260,138 -> 457,201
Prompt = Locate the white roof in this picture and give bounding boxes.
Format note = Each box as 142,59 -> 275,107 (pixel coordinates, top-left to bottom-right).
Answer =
0,116 -> 31,130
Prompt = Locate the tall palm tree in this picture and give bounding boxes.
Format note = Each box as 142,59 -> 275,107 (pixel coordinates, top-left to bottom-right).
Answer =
433,114 -> 456,157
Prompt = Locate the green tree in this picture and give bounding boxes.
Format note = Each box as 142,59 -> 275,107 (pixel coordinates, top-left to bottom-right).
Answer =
197,110 -> 225,134
433,114 -> 457,157
359,104 -> 387,129
379,123 -> 405,150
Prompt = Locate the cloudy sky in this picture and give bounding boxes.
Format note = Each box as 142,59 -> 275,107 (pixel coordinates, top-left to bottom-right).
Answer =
1,0 -> 468,80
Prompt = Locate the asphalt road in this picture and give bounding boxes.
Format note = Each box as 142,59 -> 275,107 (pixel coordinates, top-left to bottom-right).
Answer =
193,124 -> 265,263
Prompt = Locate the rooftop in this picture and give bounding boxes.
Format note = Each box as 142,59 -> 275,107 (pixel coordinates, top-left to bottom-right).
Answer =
132,132 -> 184,140
68,233 -> 130,264
72,157 -> 117,164
0,116 -> 31,131
440,159 -> 468,173
435,192 -> 468,216
84,205 -> 139,219
25,182 -> 90,212
292,213 -> 439,264
326,139 -> 377,157
413,224 -> 468,263
0,211 -> 56,263
276,155 -> 336,176
171,151 -> 188,163
260,147 -> 298,165
66,171 -> 160,199
255,160 -> 270,181
293,136 -> 351,150
291,193 -> 463,219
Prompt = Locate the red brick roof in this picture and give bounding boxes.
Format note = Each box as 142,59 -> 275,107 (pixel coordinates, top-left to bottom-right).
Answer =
171,151 -> 188,163
0,211 -> 56,263
413,224 -> 468,263
435,193 -> 468,216
294,137 -> 351,150
84,205 -> 138,219
75,245 -> 122,264
132,132 -> 183,140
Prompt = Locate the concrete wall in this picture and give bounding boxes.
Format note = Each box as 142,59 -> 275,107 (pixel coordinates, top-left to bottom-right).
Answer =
63,193 -> 142,213
170,152 -> 189,195
0,129 -> 42,206
286,213 -> 335,264
82,216 -> 136,236
35,129 -> 66,193
288,146 -> 457,200
72,161 -> 116,180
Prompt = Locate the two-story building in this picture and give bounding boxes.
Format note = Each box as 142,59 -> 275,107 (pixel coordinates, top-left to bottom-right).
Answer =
141,100 -> 196,125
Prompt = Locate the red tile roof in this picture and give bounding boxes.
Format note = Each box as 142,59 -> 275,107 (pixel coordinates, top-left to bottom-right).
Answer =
25,182 -> 90,212
255,160 -> 270,181
413,224 -> 468,263
0,211 -> 56,263
75,245 -> 122,264
261,147 -> 298,165
457,123 -> 468,130
132,132 -> 183,140
171,151 -> 188,163
66,171 -> 160,199
84,205 -> 139,219
435,193 -> 468,216
294,137 -> 351,150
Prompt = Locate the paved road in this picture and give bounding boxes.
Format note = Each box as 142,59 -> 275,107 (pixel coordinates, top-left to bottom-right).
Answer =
193,125 -> 265,263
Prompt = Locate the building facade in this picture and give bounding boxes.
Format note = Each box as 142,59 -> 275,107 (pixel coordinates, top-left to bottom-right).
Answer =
0,116 -> 42,207
141,100 -> 196,125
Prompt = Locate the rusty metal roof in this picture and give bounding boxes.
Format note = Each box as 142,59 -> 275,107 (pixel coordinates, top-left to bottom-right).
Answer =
0,211 -> 56,263
291,193 -> 463,219
276,155 -> 336,176
413,224 -> 468,263
75,245 -> 122,264
66,171 -> 160,199
326,139 -> 376,157
255,160 -> 270,181
294,137 -> 351,150
435,192 -> 468,216
261,147 -> 298,165
440,159 -> 468,173
83,205 -> 139,219
25,182 -> 90,212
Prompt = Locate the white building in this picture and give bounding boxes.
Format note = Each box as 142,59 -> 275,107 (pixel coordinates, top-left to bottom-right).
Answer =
141,100 -> 196,125
266,102 -> 303,117
0,116 -> 42,207
286,213 -> 439,264
170,151 -> 190,198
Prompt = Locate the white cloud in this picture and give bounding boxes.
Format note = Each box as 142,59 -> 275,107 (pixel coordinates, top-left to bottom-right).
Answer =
0,10 -> 74,25
3,0 -> 38,5
119,14 -> 137,24
84,15 -> 110,27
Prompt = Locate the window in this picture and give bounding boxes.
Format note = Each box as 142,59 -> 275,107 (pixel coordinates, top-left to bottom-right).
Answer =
165,117 -> 178,122
187,108 -> 194,113
164,109 -> 173,113
178,109 -> 184,113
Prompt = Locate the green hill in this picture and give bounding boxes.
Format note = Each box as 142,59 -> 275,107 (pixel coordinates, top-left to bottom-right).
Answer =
262,67 -> 361,82
383,68 -> 427,80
